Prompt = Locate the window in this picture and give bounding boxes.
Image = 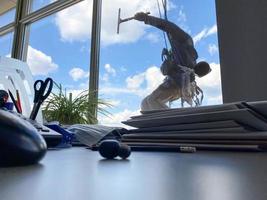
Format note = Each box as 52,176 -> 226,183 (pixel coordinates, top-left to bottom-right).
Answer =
30,0 -> 59,12
0,0 -> 16,58
0,32 -> 14,56
26,0 -> 92,91
0,9 -> 16,28
98,0 -> 221,127
0,0 -> 16,28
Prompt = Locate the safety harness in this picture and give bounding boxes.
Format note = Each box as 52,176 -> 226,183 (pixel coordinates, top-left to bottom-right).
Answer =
160,48 -> 204,107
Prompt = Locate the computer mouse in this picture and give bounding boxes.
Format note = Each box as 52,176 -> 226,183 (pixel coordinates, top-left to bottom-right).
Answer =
0,109 -> 47,167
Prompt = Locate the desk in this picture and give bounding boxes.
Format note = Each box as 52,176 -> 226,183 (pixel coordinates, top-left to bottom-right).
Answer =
1,147 -> 267,200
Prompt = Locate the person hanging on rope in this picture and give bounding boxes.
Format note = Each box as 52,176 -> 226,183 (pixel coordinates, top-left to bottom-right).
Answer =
133,12 -> 211,111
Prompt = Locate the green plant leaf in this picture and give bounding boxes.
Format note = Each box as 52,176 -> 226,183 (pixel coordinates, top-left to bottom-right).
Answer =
42,83 -> 113,125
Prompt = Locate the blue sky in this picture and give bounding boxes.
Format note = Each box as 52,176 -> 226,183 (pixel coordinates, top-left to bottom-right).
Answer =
1,0 -> 221,126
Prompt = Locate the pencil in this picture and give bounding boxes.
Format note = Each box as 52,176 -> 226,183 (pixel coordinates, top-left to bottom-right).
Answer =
16,90 -> 22,113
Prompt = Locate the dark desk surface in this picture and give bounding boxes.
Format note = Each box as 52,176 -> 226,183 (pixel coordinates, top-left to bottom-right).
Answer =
1,148 -> 267,200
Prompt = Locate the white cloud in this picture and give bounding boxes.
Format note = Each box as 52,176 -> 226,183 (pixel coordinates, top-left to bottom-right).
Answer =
196,62 -> 221,89
207,25 -> 217,36
126,73 -> 145,89
177,6 -> 187,23
206,94 -> 222,105
55,0 -> 160,45
144,66 -> 165,93
69,67 -> 89,81
102,73 -> 109,82
208,44 -> 219,56
193,24 -> 217,44
101,63 -> 117,83
100,65 -> 164,97
193,29 -> 208,44
196,62 -> 223,105
104,64 -> 116,76
99,99 -> 121,109
79,81 -> 89,89
175,5 -> 190,33
125,65 -> 165,96
55,1 -> 91,42
109,100 -> 121,107
145,32 -> 161,43
99,109 -> 141,128
27,46 -> 58,75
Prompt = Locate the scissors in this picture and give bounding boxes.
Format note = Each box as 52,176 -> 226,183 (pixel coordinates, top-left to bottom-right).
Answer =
30,78 -> 53,120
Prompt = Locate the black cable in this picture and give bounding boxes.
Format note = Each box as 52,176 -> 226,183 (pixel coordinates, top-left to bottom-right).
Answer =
161,0 -> 168,20
156,0 -> 168,49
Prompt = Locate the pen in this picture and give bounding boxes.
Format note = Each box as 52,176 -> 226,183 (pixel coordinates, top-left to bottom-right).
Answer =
8,90 -> 21,113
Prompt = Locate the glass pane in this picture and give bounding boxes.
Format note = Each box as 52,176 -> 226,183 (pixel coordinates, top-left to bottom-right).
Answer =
30,0 -> 59,12
98,0 -> 222,127
0,0 -> 16,27
0,32 -> 14,57
26,0 -> 92,123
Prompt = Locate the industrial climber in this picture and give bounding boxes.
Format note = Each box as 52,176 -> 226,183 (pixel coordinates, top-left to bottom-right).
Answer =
134,12 -> 211,111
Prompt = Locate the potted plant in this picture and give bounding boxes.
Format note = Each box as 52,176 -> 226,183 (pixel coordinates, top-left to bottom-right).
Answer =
43,83 -> 112,125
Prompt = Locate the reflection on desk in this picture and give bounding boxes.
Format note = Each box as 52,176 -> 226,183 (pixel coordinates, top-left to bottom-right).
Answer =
1,147 -> 267,200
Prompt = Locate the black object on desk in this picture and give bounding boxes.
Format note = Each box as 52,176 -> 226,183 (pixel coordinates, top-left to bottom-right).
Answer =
30,78 -> 53,120
98,139 -> 131,159
0,109 -> 47,167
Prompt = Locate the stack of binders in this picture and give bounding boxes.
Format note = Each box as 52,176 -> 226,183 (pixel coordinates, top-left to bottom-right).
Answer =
121,101 -> 267,151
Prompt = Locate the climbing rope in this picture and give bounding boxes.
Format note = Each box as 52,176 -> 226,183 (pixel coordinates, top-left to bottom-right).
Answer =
156,0 -> 169,50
